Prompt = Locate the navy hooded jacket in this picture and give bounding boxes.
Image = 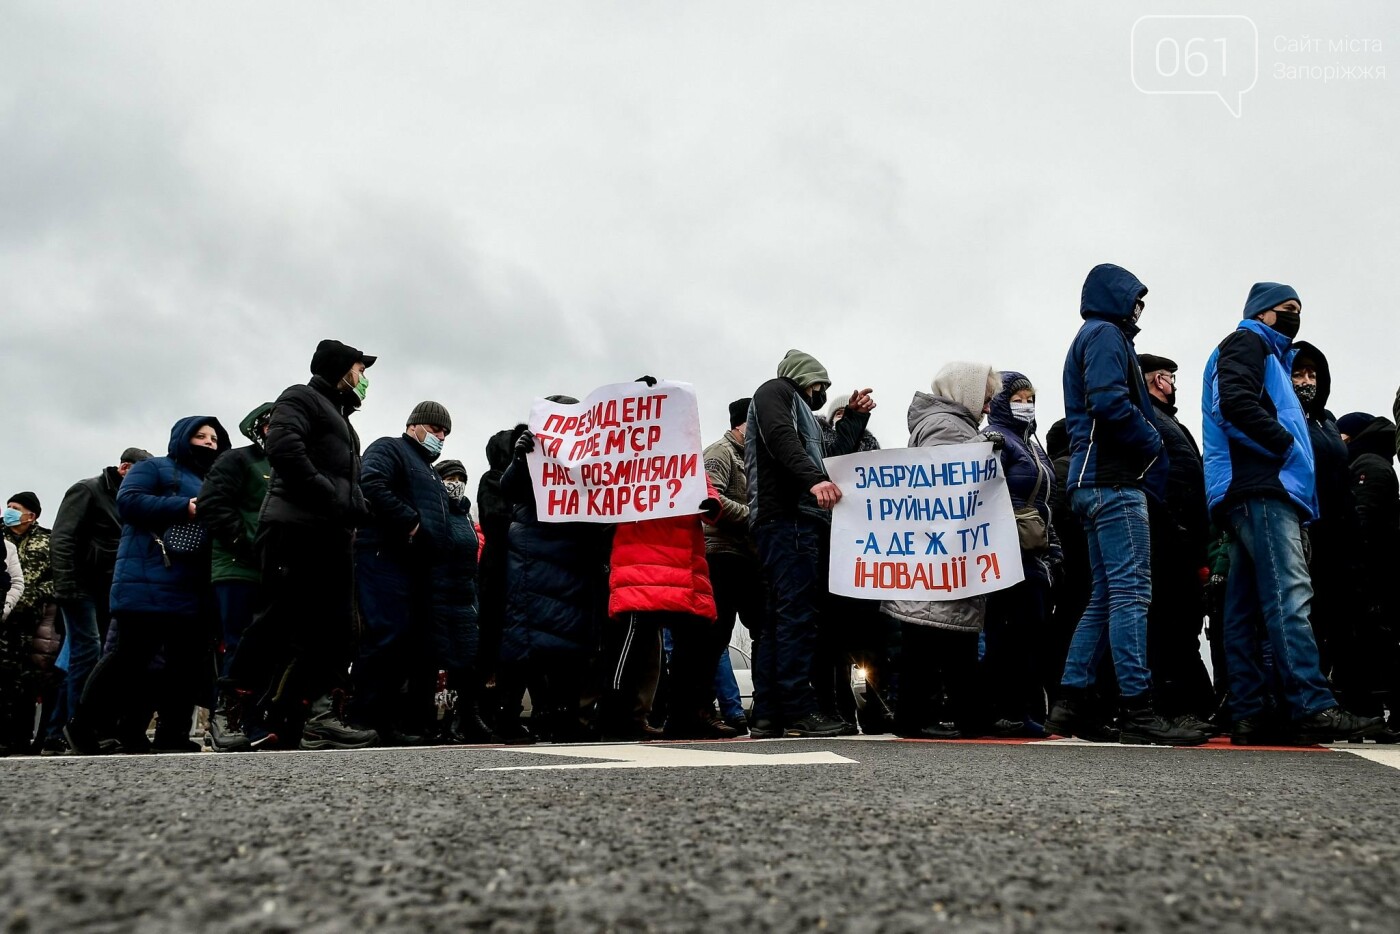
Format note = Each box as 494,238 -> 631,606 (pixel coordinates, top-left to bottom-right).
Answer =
986,371 -> 1059,585
110,416 -> 231,616
1062,264 -> 1167,501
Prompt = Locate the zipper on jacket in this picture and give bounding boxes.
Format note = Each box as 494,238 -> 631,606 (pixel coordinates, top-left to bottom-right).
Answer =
1076,420 -> 1096,486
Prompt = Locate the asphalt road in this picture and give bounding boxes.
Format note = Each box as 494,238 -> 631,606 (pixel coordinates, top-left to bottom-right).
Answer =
2,737 -> 1398,933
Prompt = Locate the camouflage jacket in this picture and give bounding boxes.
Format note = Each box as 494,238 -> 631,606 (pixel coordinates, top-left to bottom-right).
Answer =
3,525 -> 54,617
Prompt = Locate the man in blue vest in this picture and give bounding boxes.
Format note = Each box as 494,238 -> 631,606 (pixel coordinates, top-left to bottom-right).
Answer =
1202,282 -> 1384,745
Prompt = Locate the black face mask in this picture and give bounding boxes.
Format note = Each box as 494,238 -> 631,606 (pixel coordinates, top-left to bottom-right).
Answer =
1294,383 -> 1318,406
189,444 -> 221,474
1164,390 -> 1177,408
808,389 -> 827,412
1272,310 -> 1301,340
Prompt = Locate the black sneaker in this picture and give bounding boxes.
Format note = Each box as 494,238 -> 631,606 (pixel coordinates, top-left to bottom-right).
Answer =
1119,708 -> 1207,747
911,722 -> 962,740
39,736 -> 68,757
1293,707 -> 1387,745
1174,714 -> 1222,738
748,718 -> 784,739
1045,699 -> 1120,743
208,708 -> 251,753
300,692 -> 379,750
785,712 -> 846,738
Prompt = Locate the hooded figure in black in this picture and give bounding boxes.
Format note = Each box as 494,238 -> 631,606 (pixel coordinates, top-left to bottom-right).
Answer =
1137,354 -> 1214,723
227,339 -> 379,751
1289,342 -> 1359,691
476,425 -> 525,725
66,416 -> 231,755
498,400 -> 612,743
1339,413 -> 1400,719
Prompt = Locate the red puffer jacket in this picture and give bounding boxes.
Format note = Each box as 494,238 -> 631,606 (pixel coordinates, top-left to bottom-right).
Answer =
608,481 -> 720,620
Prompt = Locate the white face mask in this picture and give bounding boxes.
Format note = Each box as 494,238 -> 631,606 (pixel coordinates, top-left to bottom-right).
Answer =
1010,402 -> 1036,423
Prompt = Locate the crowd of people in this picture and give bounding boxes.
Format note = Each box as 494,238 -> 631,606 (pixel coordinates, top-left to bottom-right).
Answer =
2,264 -> 1397,756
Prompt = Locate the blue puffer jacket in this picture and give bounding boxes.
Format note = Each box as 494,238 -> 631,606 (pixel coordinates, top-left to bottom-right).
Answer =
1202,318 -> 1318,522
1062,264 -> 1167,502
497,455 -> 611,666
986,372 -> 1059,585
357,434 -> 481,670
110,416 -> 232,616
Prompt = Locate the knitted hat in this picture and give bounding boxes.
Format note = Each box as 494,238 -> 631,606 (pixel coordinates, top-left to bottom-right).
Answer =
1243,282 -> 1300,318
310,339 -> 377,382
776,349 -> 830,389
1002,374 -> 1035,397
120,447 -> 154,465
434,459 -> 468,481
1137,353 -> 1178,375
7,491 -> 40,517
545,394 -> 579,405
1337,412 -> 1375,438
729,398 -> 752,428
407,401 -> 452,434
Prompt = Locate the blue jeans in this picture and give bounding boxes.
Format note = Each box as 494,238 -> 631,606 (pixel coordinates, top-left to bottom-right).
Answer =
1060,486 -> 1153,699
1223,497 -> 1334,720
58,599 -> 103,719
753,517 -> 827,721
714,649 -> 744,721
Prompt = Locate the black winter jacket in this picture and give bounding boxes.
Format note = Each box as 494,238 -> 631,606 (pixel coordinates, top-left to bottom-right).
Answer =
1346,417 -> 1399,601
1149,397 -> 1210,564
745,378 -> 869,528
48,467 -> 124,603
260,376 -> 368,529
1293,343 -> 1358,550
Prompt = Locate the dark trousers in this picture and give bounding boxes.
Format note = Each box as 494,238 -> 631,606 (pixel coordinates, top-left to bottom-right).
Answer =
894,621 -> 980,733
1146,525 -> 1214,717
229,522 -> 354,716
78,612 -> 207,742
214,581 -> 259,684
707,550 -> 766,704
753,517 -> 827,722
351,548 -> 423,728
983,578 -> 1049,723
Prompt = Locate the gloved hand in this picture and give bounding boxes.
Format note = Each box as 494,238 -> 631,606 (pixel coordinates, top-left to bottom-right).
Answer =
700,497 -> 721,520
635,375 -> 658,387
982,431 -> 1005,451
513,430 -> 536,459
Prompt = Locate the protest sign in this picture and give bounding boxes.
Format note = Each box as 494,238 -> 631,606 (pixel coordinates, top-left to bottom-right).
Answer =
527,381 -> 707,523
825,441 -> 1025,600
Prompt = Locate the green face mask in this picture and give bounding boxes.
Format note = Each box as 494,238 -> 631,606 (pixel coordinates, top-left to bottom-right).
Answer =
353,373 -> 369,402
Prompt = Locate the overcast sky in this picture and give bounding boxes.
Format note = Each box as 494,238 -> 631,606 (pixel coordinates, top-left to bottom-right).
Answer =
3,1 -> 1396,519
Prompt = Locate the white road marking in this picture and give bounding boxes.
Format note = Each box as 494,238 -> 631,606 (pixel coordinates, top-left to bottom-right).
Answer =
1335,746 -> 1400,773
477,743 -> 859,771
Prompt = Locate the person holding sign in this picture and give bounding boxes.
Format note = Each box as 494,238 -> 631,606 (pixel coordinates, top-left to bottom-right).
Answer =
1048,265 -> 1205,747
746,349 -> 875,739
881,362 -> 1000,740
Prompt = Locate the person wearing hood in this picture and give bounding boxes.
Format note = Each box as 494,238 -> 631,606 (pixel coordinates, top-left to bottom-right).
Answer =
1047,264 -> 1203,747
980,372 -> 1060,736
499,397 -> 613,744
66,417 -> 232,755
226,339 -> 379,752
195,402 -> 274,752
746,349 -> 876,739
1339,412 -> 1400,722
352,402 -> 486,745
431,458 -> 495,743
45,448 -> 152,753
0,492 -> 53,753
1288,342 -> 1359,690
1136,354 -> 1216,730
881,362 -> 999,739
475,425 -> 523,735
1201,283 -> 1382,745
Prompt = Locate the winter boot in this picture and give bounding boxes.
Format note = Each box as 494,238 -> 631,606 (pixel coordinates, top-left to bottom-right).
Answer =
300,691 -> 379,750
1118,694 -> 1208,747
208,691 -> 252,753
1045,688 -> 1121,743
453,700 -> 498,744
